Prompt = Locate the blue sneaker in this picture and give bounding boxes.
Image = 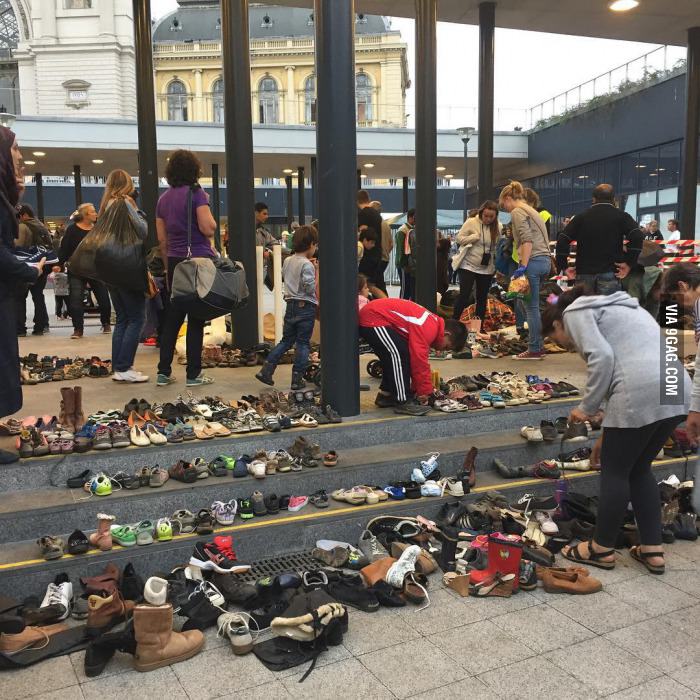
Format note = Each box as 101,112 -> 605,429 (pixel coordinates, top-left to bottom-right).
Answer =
420,452 -> 440,479
233,455 -> 251,478
421,480 -> 442,497
411,467 -> 426,484
383,486 -> 405,500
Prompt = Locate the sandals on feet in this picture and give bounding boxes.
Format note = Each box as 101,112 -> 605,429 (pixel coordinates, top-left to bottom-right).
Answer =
562,539 -> 616,570
629,545 -> 665,575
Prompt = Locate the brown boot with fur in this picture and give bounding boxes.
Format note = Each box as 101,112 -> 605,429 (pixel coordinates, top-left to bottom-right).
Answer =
88,513 -> 115,552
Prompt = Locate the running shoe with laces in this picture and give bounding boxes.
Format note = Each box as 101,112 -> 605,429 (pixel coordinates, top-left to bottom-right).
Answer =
212,536 -> 251,573
196,580 -> 226,608
211,499 -> 237,526
384,545 -> 420,588
40,575 -> 73,621
218,612 -> 254,655
357,529 -> 388,563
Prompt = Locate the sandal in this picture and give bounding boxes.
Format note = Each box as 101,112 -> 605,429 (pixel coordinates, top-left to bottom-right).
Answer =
562,540 -> 616,570
323,450 -> 338,467
309,489 -> 329,508
629,545 -> 665,575
471,572 -> 515,597
299,413 -> 318,428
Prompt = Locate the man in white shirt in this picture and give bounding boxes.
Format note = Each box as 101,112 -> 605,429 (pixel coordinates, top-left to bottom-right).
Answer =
665,218 -> 683,255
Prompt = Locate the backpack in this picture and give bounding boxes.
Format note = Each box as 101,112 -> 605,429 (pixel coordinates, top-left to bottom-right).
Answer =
24,219 -> 54,250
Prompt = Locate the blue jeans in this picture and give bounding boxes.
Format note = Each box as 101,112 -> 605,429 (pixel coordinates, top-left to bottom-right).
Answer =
577,272 -> 621,296
266,300 -> 317,375
524,255 -> 552,353
506,260 -> 527,331
109,287 -> 146,372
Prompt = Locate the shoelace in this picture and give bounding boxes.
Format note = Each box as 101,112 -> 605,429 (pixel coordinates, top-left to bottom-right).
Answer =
44,583 -> 65,608
216,539 -> 238,561
217,610 -> 261,639
406,572 -> 431,613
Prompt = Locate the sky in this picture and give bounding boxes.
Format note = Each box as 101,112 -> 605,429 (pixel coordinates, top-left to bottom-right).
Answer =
151,1 -> 683,130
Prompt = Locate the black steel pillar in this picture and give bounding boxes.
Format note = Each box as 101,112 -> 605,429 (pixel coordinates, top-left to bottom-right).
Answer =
402,175 -> 409,212
132,0 -> 158,248
222,0 -> 258,348
681,26 -> 700,237
285,175 -> 294,231
414,0 -> 437,311
356,169 -> 362,191
211,163 -> 221,253
73,165 -> 82,208
315,0 -> 359,416
463,140 -> 469,220
35,172 -> 45,222
297,166 -> 305,224
478,2 -> 495,204
310,155 -> 318,220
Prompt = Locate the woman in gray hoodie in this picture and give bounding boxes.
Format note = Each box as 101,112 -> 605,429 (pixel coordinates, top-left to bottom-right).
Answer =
541,287 -> 690,575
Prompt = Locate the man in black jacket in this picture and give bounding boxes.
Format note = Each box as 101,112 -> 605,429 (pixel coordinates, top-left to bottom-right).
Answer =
555,184 -> 642,295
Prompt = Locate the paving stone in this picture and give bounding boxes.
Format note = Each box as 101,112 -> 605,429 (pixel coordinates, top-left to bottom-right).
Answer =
664,604 -> 700,641
491,603 -> 595,654
70,649 -> 133,684
342,608 -> 420,656
606,574 -> 693,616
478,656 -> 589,699
664,540 -> 700,562
671,663 -> 700,694
543,590 -> 650,634
0,656 -> 79,699
661,569 -> 700,598
81,667 -> 187,700
359,638 -> 468,699
281,658 -> 393,699
663,550 -> 698,571
395,589 -> 484,636
429,619 -> 534,675
409,676 -> 501,700
459,589 -> 542,618
171,644 -> 275,699
606,618 -> 700,672
216,681 -> 291,700
546,636 -> 660,696
26,688 -> 85,700
608,675 -> 700,699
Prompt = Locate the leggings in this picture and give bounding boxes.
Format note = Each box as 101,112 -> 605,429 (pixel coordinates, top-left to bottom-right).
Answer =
595,416 -> 683,548
453,269 -> 492,321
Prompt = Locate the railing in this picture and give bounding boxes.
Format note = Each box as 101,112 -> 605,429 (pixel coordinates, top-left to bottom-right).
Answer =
528,44 -> 687,131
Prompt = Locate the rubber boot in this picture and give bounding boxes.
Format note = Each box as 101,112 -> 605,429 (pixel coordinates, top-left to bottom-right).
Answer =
86,588 -> 134,637
73,385 -> 85,431
255,362 -> 275,386
88,513 -> 116,552
291,371 -> 306,391
133,603 -> 204,672
59,387 -> 76,433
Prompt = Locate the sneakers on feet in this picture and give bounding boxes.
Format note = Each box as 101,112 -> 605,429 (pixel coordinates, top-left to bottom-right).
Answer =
156,374 -> 176,387
394,401 -> 430,416
113,369 -> 149,383
186,373 -> 214,387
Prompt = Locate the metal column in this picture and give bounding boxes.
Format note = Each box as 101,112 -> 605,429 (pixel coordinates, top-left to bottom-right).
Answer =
681,26 -> 700,237
211,163 -> 221,253
73,165 -> 82,208
402,175 -> 409,213
478,2 -> 495,204
35,172 -> 45,222
285,175 -> 294,231
463,141 -> 469,220
356,169 -> 362,191
414,0 -> 437,311
310,156 -> 318,220
315,0 -> 359,416
132,0 -> 158,248
222,0 -> 258,348
297,166 -> 306,225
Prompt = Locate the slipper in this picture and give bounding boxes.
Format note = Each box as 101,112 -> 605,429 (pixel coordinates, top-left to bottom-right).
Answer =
299,413 -> 318,428
323,450 -> 338,467
629,545 -> 665,575
331,487 -> 368,506
206,421 -> 232,437
562,540 -> 616,570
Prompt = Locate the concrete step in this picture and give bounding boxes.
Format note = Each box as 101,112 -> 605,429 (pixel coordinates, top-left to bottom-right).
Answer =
0,457 -> 689,600
0,398 -> 580,491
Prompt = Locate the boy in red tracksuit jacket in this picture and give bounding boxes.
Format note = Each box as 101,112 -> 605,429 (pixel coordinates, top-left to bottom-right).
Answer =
359,297 -> 467,415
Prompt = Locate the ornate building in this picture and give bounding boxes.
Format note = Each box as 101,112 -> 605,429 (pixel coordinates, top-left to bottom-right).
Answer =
153,1 -> 409,128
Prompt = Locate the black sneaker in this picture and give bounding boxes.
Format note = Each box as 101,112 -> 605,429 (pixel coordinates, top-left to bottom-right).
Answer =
511,494 -> 557,513
539,420 -> 557,442
562,422 -> 588,443
279,494 -> 291,510
554,417 -> 568,434
212,573 -> 258,607
519,560 -> 537,591
67,529 -> 89,555
374,392 -> 396,408
394,401 -> 430,416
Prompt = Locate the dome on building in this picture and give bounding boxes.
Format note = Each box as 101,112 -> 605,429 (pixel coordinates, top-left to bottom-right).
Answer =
153,2 -> 390,43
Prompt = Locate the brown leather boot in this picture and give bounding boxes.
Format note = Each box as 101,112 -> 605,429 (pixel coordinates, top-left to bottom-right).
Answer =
87,588 -> 134,637
73,385 -> 85,431
88,513 -> 115,552
80,562 -> 121,594
133,603 -> 204,672
462,446 -> 478,488
59,387 -> 76,433
359,557 -> 397,587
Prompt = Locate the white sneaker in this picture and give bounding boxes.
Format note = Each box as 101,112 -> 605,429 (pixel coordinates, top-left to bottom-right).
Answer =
145,424 -> 167,445
41,579 -> 73,621
144,576 -> 168,606
534,511 -> 559,535
198,580 -> 225,608
247,460 -> 266,479
218,612 -> 253,655
113,369 -> 149,383
520,425 -> 543,442
130,425 -> 150,447
437,477 -> 464,497
421,480 -> 442,497
385,544 -> 421,588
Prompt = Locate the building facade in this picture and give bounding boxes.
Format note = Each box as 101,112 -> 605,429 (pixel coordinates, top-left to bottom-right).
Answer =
152,1 -> 409,128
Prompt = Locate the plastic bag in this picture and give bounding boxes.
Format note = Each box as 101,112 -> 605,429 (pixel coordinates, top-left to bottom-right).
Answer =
506,275 -> 530,301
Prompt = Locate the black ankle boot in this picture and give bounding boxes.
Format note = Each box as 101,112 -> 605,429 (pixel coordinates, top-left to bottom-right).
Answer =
84,618 -> 136,678
255,362 -> 275,386
291,372 -> 306,390
179,591 -> 221,631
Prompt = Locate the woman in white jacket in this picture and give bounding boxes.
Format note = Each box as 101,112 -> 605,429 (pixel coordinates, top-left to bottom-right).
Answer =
451,200 -> 501,323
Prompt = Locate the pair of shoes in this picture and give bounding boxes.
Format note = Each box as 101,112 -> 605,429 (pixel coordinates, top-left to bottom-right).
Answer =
113,369 -> 149,383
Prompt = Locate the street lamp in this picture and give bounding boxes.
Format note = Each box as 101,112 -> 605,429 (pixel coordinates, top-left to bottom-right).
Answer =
457,126 -> 475,221
0,106 -> 16,129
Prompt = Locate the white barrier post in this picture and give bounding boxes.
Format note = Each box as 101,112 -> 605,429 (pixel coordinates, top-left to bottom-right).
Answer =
256,245 -> 264,343
273,245 -> 283,343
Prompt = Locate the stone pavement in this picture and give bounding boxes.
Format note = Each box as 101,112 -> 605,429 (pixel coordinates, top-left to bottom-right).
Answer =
3,540 -> 700,700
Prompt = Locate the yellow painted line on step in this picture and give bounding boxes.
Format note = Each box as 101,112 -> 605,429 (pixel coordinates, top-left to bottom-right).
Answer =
0,455 -> 686,572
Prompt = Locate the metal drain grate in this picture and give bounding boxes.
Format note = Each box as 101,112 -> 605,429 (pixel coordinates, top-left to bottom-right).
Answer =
238,550 -> 319,583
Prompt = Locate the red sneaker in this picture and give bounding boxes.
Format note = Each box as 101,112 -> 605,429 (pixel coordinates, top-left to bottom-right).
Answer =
213,536 -> 252,574
143,337 -> 157,346
513,351 -> 546,360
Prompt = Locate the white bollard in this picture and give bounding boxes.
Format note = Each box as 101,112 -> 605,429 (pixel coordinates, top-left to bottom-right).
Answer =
256,245 -> 264,344
273,245 -> 283,343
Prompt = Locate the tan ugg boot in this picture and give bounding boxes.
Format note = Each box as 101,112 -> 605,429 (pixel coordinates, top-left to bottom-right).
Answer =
73,385 -> 85,431
134,603 -> 204,672
89,513 -> 115,551
59,387 -> 76,433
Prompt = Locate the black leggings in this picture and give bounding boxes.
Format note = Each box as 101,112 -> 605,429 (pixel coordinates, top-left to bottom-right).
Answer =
595,416 -> 683,548
453,269 -> 492,321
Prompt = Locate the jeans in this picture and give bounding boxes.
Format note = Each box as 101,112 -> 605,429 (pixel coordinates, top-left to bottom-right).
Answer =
55,295 -> 68,318
506,260 -> 527,331
68,273 -> 111,331
577,272 -> 621,296
266,300 -> 317,376
400,268 -> 415,300
109,287 -> 146,373
16,273 -> 49,333
158,257 -> 206,380
524,255 -> 551,352
453,268 -> 493,321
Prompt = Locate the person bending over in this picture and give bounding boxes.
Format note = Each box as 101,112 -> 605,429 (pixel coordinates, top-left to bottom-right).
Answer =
256,225 -> 318,391
359,297 -> 467,416
542,286 -> 689,575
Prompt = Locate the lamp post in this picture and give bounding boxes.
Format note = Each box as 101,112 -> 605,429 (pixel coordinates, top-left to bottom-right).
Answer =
0,108 -> 16,129
457,126 -> 475,221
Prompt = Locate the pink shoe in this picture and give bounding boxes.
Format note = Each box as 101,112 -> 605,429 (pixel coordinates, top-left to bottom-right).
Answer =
288,496 -> 309,512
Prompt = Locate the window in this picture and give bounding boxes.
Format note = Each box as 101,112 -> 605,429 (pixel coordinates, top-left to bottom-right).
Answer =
638,147 -> 658,191
167,80 -> 188,122
64,0 -> 92,7
304,75 -> 316,124
258,77 -> 279,124
620,152 -> 638,193
658,188 -> 678,206
356,72 -> 373,124
212,79 -> 224,123
658,141 -> 681,189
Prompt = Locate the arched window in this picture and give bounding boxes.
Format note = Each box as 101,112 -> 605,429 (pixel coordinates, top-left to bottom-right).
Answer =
167,79 -> 188,121
356,72 -> 373,124
258,76 -> 278,124
212,78 -> 224,123
304,74 -> 316,125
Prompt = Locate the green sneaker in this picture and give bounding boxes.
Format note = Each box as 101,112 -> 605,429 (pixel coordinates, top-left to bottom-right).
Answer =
111,525 -> 136,547
186,373 -> 214,387
134,520 -> 155,546
156,517 -> 173,542
88,474 -> 113,497
239,498 -> 254,519
156,374 -> 176,387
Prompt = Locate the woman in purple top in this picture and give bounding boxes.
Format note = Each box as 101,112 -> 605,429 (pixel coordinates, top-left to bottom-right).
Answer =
155,149 -> 217,386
